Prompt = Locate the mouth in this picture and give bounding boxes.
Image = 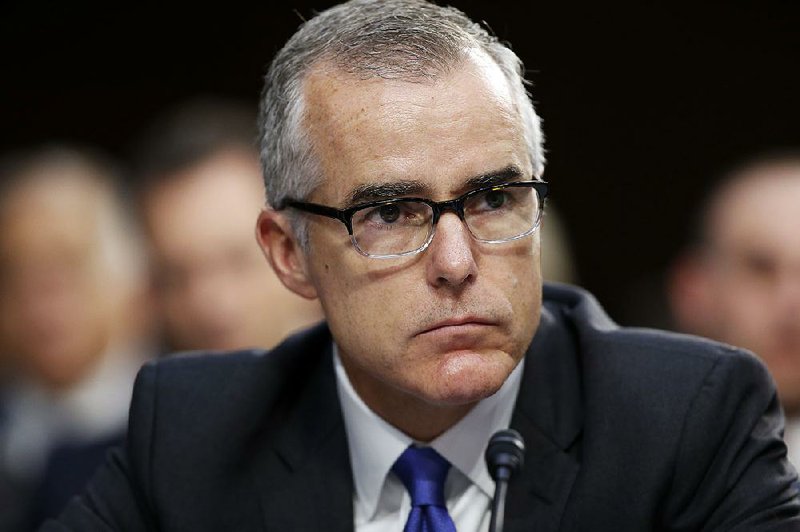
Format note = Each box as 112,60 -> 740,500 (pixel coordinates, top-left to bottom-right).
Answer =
416,316 -> 496,337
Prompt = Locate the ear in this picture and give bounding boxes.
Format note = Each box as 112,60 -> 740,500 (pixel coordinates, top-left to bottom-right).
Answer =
256,209 -> 318,300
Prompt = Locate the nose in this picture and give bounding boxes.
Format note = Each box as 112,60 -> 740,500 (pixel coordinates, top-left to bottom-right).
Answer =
425,211 -> 477,289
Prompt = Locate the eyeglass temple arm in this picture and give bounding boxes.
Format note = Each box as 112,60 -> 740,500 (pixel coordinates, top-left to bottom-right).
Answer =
283,200 -> 354,232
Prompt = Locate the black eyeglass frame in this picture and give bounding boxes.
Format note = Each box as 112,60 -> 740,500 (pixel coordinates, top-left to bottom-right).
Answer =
280,180 -> 549,258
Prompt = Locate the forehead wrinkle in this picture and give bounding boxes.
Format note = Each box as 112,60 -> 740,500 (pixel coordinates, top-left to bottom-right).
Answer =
308,60 -> 519,145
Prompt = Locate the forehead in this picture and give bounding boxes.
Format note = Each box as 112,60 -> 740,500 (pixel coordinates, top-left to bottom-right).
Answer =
302,49 -> 528,203
711,170 -> 800,258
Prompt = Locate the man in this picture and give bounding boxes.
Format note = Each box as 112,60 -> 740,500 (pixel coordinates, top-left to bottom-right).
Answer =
48,1 -> 798,530
134,100 -> 321,352
669,154 -> 800,466
0,147 -> 150,528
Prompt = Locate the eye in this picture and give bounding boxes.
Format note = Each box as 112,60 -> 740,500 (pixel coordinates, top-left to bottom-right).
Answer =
359,201 -> 410,226
377,204 -> 400,223
354,200 -> 430,230
484,189 -> 507,209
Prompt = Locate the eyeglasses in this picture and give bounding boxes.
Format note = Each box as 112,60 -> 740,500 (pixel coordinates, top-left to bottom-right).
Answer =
281,180 -> 549,259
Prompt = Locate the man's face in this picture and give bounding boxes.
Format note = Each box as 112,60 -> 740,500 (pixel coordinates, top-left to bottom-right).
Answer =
295,50 -> 542,415
703,171 -> 800,411
142,150 -> 320,351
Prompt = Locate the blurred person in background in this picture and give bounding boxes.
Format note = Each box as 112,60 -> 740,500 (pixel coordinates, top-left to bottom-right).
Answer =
0,146 -> 151,528
540,204 -> 578,285
669,153 -> 800,465
134,100 -> 321,353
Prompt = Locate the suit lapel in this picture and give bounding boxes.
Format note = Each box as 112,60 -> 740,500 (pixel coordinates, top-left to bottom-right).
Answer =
505,306 -> 583,532
253,341 -> 354,531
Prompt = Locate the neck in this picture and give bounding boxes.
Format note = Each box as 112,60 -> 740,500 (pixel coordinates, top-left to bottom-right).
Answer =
341,359 -> 477,442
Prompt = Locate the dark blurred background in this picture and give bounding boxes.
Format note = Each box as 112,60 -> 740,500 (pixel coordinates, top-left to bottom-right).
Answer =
3,1 -> 799,325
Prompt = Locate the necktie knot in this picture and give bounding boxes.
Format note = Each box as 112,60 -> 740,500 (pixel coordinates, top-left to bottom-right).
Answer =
392,446 -> 450,508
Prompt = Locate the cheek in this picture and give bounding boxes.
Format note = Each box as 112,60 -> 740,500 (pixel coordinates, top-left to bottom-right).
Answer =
718,286 -> 768,324
510,252 -> 542,337
496,244 -> 540,304
312,258 -> 412,348
712,288 -> 774,350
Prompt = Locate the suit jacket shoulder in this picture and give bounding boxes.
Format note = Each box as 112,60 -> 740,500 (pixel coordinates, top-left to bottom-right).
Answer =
48,323 -> 355,531
510,283 -> 800,531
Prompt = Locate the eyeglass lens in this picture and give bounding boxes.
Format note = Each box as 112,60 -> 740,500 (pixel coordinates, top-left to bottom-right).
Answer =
350,185 -> 541,257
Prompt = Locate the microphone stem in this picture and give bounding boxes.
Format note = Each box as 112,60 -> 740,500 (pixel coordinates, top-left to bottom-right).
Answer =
489,468 -> 510,532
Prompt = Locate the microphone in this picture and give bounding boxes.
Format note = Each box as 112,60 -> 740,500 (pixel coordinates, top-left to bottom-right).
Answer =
485,429 -> 525,532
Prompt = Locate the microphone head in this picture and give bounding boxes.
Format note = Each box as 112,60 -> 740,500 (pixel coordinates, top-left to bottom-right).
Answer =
485,429 -> 525,481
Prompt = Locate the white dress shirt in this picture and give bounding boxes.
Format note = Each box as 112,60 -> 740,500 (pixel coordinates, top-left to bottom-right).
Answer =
334,346 -> 524,532
784,417 -> 800,471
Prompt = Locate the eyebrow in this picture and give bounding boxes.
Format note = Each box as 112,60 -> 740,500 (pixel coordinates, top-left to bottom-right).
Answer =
344,165 -> 526,207
463,165 -> 525,190
346,180 -> 430,207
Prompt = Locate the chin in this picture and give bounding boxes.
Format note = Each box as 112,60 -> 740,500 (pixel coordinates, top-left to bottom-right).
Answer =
426,349 -> 514,405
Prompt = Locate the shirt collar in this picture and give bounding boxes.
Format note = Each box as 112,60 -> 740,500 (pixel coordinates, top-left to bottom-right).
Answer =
334,344 -> 524,520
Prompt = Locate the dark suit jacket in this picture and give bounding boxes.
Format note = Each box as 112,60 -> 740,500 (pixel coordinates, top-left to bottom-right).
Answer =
45,283 -> 800,531
30,432 -> 126,528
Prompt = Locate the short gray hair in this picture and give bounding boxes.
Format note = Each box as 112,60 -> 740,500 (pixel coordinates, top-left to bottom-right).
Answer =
258,0 -> 545,241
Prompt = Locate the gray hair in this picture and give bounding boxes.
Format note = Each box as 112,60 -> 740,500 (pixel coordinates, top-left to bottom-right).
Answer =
258,0 -> 545,243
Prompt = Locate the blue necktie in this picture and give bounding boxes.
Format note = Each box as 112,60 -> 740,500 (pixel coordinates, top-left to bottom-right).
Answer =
392,446 -> 458,532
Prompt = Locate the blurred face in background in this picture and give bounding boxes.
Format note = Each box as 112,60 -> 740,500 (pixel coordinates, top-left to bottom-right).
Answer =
0,172 -> 134,389
671,165 -> 800,413
141,148 -> 320,351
